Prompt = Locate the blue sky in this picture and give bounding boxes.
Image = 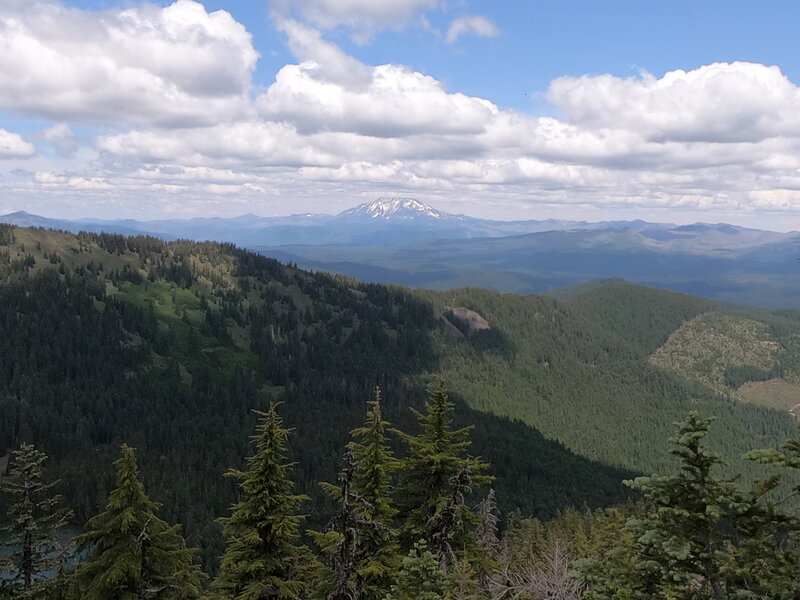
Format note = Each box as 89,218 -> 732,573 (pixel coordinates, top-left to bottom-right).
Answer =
2,0 -> 800,228
174,1 -> 800,108
75,0 -> 800,112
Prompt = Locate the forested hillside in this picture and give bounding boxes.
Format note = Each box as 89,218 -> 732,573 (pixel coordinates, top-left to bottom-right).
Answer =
4,225 -> 800,597
416,283 -> 799,479
650,304 -> 800,416
256,224 -> 800,309
0,225 -> 632,568
564,281 -> 716,354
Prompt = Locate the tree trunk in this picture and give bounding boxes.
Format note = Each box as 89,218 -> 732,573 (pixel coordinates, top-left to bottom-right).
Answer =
23,531 -> 33,588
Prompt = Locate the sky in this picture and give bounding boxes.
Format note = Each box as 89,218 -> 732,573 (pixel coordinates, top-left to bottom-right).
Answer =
2,0 -> 800,228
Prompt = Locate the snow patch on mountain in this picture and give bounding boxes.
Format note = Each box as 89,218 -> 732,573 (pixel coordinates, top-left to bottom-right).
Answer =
337,198 -> 457,221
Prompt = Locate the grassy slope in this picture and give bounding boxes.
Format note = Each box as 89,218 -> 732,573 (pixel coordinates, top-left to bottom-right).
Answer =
645,301 -> 800,416
739,379 -> 800,414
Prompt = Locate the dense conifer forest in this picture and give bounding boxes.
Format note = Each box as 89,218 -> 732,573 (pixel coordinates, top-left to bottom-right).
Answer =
416,285 -> 799,480
0,225 -> 632,568
4,384 -> 800,598
3,224 -> 800,597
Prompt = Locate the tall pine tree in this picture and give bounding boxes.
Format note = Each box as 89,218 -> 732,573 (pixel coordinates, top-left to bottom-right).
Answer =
310,448 -> 362,600
71,444 -> 203,600
213,403 -> 316,600
0,443 -> 72,599
350,389 -> 402,599
311,389 -> 401,600
396,380 -> 490,569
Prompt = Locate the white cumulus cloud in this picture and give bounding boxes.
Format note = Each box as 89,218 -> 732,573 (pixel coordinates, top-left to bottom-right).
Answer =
0,0 -> 258,127
40,123 -> 78,158
276,19 -> 372,88
446,15 -> 500,44
547,62 -> 800,143
0,129 -> 35,158
258,61 -> 498,137
97,121 -> 343,168
258,18 -> 498,138
272,0 -> 440,35
84,55 -> 800,222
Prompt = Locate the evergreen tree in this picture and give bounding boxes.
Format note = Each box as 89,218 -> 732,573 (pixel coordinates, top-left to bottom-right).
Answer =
577,412 -> 800,599
311,390 -> 402,600
747,438 -> 800,494
578,413 -> 735,598
396,380 -> 491,568
383,540 -> 446,600
722,494 -> 800,598
311,448 -> 364,600
739,438 -> 800,596
0,443 -> 72,599
213,404 -> 316,600
473,489 -> 499,593
349,390 -> 402,599
71,444 -> 203,600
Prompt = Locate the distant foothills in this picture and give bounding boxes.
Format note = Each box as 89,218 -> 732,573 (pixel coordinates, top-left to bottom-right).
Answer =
4,198 -> 800,308
2,197 -> 790,246
0,198 -> 692,246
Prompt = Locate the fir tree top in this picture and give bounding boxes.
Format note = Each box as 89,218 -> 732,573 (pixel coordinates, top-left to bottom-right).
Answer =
349,388 -> 402,524
398,381 -> 485,491
72,444 -> 203,600
397,380 -> 491,566
214,403 -> 316,600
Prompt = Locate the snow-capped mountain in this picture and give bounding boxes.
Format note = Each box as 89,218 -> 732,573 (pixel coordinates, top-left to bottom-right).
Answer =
336,198 -> 461,222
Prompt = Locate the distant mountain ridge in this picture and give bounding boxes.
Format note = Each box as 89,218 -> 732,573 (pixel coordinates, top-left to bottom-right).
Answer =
1,198 -> 688,247
256,225 -> 800,309
3,200 -> 787,244
5,200 -> 800,308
